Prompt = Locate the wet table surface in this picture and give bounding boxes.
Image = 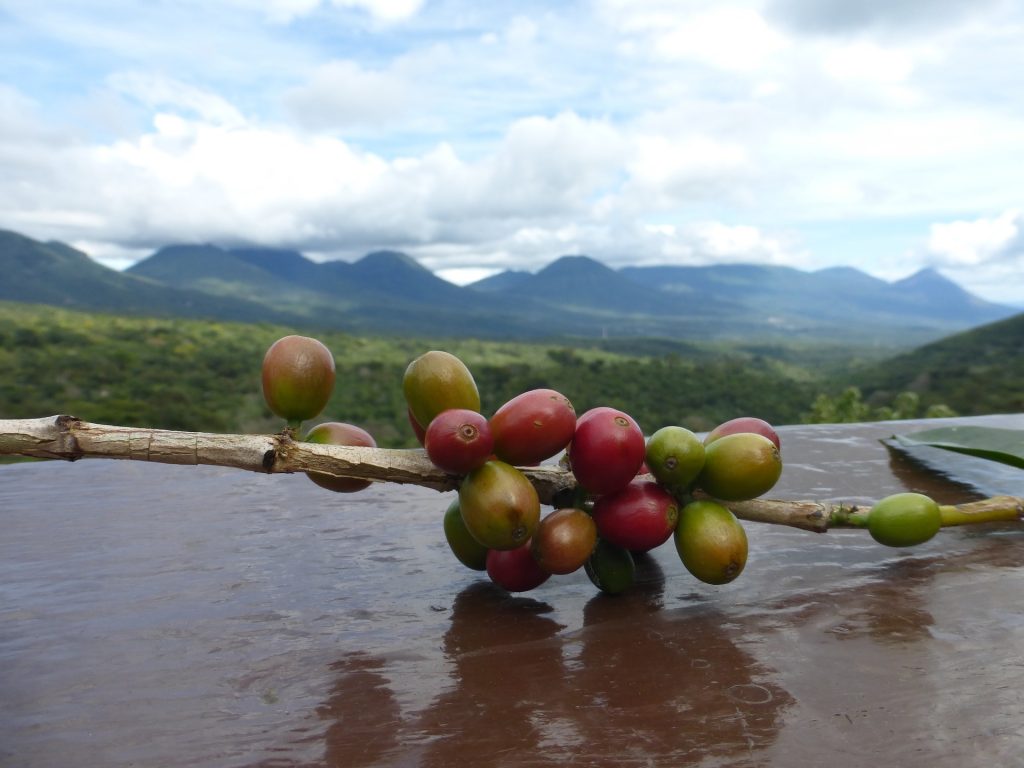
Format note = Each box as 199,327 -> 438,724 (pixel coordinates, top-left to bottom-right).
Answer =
2,414 -> 1023,767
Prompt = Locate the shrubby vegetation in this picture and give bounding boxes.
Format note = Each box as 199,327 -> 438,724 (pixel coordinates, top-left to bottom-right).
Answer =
1,301 -> 1017,447
803,388 -> 956,424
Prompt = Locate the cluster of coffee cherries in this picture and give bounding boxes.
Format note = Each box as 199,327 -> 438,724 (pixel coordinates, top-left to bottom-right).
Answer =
261,336 -> 785,595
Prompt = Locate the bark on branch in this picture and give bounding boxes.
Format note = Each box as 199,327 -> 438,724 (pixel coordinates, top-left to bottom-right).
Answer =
2,415 -> 1021,534
0,415 -> 574,499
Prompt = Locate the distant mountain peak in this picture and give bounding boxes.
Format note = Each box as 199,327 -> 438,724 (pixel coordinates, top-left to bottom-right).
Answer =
894,266 -> 966,294
537,254 -> 623,282
897,266 -> 948,285
230,246 -> 307,261
537,254 -> 612,277
356,250 -> 429,272
814,265 -> 872,277
127,242 -> 286,292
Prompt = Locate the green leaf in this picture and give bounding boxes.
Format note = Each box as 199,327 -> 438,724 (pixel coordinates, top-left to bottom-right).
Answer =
890,426 -> 1024,470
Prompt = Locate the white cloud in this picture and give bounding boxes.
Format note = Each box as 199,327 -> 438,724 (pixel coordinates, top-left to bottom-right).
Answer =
657,8 -> 787,71
2,106 -> 632,257
600,2 -> 788,71
822,41 -> 914,85
285,60 -> 411,129
481,112 -> 624,211
739,100 -> 1024,226
691,221 -> 801,265
1,111 -> 391,248
803,109 -> 1003,163
613,221 -> 804,268
626,134 -> 749,206
815,38 -> 932,108
435,266 -> 500,285
70,240 -> 152,270
926,211 -> 1021,268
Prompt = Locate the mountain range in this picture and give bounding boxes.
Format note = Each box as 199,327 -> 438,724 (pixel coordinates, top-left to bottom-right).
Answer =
1,228 -> 1017,345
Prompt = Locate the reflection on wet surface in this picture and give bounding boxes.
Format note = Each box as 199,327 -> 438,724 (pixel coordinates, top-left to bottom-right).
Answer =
2,415 -> 1023,766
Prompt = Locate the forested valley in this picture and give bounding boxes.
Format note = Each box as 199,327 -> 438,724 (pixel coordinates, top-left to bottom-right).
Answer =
3,301 -> 1018,448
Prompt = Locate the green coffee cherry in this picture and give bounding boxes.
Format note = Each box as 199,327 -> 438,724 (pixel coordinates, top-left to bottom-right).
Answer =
867,492 -> 942,547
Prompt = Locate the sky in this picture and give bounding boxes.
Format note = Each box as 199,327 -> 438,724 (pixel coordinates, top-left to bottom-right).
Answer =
1,0 -> 1022,305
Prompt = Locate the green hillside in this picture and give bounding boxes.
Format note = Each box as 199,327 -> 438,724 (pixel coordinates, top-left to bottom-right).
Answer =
3,301 -> 1019,446
0,301 -> 828,446
850,311 -> 1024,416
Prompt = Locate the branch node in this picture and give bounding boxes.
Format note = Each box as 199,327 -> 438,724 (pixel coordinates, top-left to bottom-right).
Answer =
262,449 -> 277,472
54,413 -> 83,461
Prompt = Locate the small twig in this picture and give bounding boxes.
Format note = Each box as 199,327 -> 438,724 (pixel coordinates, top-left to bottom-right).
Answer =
0,415 -> 575,499
1,416 -> 1021,533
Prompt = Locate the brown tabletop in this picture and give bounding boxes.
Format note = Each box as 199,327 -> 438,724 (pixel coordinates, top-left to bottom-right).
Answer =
2,414 -> 1023,767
